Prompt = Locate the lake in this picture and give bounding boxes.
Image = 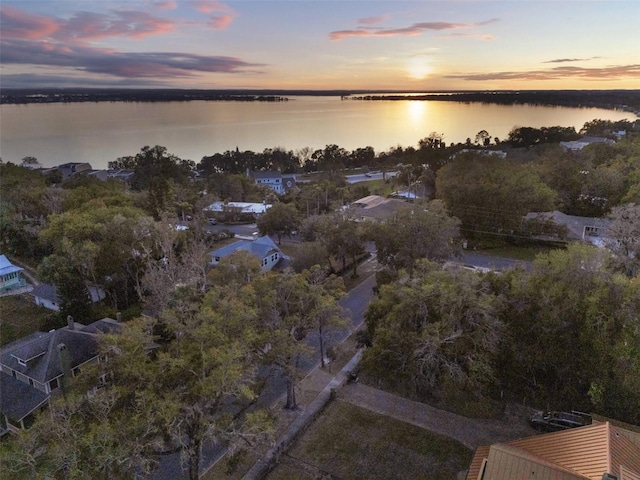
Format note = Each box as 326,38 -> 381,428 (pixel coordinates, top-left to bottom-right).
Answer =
0,96 -> 635,169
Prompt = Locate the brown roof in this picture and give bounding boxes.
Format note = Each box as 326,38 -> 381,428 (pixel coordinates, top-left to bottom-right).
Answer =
468,422 -> 640,480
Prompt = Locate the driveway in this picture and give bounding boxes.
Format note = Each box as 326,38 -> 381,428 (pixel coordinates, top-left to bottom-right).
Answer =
340,383 -> 537,450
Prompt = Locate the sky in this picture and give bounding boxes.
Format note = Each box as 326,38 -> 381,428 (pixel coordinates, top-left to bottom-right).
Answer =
1,1 -> 639,91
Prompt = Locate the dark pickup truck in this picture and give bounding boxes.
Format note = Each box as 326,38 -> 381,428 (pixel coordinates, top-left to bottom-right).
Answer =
530,410 -> 592,432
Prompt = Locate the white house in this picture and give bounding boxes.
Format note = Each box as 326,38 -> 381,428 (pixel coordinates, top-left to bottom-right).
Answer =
209,236 -> 282,272
560,136 -> 615,151
204,201 -> 272,216
32,283 -> 106,312
251,171 -> 296,195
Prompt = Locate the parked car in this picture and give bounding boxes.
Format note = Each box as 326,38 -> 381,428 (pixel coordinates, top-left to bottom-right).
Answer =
208,218 -> 218,225
530,410 -> 592,432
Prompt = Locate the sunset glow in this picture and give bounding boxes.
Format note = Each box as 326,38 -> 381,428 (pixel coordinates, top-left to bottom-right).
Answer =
1,1 -> 638,90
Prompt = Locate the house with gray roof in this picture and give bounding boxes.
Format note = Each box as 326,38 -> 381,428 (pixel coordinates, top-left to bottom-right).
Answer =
523,211 -> 611,247
0,316 -> 120,434
209,235 -> 282,272
32,283 -> 105,312
0,255 -> 26,293
251,171 -> 296,194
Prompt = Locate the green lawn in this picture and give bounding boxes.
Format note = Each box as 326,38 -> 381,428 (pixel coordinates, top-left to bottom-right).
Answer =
267,401 -> 472,480
0,295 -> 60,347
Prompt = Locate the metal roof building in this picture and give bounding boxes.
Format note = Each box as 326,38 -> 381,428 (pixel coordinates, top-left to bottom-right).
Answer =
467,421 -> 640,480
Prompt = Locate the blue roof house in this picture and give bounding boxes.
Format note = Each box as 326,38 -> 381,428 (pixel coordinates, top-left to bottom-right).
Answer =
0,255 -> 26,293
209,236 -> 282,272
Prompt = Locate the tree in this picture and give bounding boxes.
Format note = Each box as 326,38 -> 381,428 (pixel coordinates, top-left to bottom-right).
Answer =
256,202 -> 301,245
606,203 -> 640,277
369,200 -> 460,274
436,155 -> 557,236
304,266 -> 347,368
475,130 -> 490,147
0,319 -> 165,478
156,289 -> 272,479
318,215 -> 365,277
362,261 -> 504,397
497,244 -> 640,422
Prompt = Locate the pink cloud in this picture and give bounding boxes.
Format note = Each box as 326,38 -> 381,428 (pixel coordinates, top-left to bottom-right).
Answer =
0,5 -> 60,39
2,38 -> 264,78
330,18 -> 499,41
358,15 -> 389,25
60,10 -> 176,41
208,15 -> 234,29
191,1 -> 236,29
446,64 -> 640,81
446,33 -> 496,41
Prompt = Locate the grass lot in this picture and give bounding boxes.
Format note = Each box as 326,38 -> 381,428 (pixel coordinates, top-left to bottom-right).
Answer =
267,401 -> 472,480
0,295 -> 60,347
473,243 -> 562,262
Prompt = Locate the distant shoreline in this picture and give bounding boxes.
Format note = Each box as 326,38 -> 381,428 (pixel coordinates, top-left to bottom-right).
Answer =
2,89 -> 639,117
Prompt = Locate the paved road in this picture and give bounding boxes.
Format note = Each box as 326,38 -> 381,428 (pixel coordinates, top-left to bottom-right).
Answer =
345,171 -> 398,184
460,252 -> 531,271
150,265 -> 377,479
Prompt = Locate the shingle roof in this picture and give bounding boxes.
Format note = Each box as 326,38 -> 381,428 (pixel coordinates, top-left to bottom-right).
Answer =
0,374 -> 49,422
210,236 -> 280,261
32,283 -> 59,303
0,318 -> 119,423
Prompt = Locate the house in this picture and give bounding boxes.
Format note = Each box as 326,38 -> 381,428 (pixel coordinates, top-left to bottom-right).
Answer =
0,316 -> 120,434
204,201 -> 272,216
523,211 -> 610,247
209,235 -> 282,272
560,136 -> 615,151
57,162 -> 92,180
32,283 -> 106,312
466,420 -> 640,480
348,195 -> 411,222
0,255 -> 26,293
251,171 -> 296,194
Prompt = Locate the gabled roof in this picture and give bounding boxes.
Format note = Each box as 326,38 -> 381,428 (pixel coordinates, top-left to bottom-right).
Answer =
0,318 -> 119,384
468,422 -> 640,480
252,171 -> 282,180
0,255 -> 23,277
32,283 -> 105,304
0,318 -> 120,422
210,236 -> 280,261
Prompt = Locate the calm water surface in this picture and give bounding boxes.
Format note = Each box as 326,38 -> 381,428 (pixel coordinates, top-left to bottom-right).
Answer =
0,96 -> 635,169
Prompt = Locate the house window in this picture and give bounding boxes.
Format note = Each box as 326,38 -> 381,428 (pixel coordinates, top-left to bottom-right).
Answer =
17,358 -> 26,367
11,370 -> 16,378
29,378 -> 34,387
49,377 -> 60,391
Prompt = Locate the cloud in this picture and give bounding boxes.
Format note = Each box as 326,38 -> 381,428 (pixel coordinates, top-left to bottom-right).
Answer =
543,56 -> 601,63
59,10 -> 176,41
330,18 -> 499,41
191,0 -> 236,28
446,64 -> 640,81
358,15 -> 389,25
0,5 -> 60,39
1,39 -> 264,79
0,73 -> 169,88
446,33 -> 495,41
208,14 -> 234,29
154,1 -> 178,10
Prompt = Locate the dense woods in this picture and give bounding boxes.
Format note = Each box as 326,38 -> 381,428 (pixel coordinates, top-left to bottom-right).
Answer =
1,116 -> 639,476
